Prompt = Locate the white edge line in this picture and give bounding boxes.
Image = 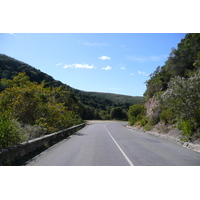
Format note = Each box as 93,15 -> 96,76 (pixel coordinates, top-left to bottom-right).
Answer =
104,125 -> 134,166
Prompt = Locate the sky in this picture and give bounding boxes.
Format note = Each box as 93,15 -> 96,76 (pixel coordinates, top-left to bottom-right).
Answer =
0,33 -> 187,96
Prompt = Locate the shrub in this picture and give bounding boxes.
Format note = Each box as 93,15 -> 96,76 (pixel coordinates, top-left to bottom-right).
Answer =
0,111 -> 27,150
128,104 -> 146,125
143,123 -> 153,131
178,120 -> 196,142
0,73 -> 83,135
161,73 -> 200,121
140,117 -> 148,127
23,124 -> 47,140
161,72 -> 200,140
99,110 -> 110,120
151,109 -> 161,125
160,109 -> 173,124
110,107 -> 127,121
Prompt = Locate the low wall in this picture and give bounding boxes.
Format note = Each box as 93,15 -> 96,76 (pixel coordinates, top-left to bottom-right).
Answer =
0,123 -> 85,166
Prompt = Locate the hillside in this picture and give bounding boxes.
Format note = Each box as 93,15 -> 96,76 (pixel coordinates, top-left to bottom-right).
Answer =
75,90 -> 143,110
128,33 -> 200,143
0,54 -> 143,120
0,54 -> 71,90
87,92 -> 143,108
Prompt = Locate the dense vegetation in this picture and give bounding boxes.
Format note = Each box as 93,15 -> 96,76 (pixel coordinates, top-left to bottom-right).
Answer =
0,72 -> 83,149
128,33 -> 200,142
0,54 -> 143,149
0,54 -> 143,119
76,90 -> 143,120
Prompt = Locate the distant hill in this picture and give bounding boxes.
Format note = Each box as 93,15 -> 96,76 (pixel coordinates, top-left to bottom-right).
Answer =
83,91 -> 143,109
0,54 -> 71,89
0,54 -> 144,119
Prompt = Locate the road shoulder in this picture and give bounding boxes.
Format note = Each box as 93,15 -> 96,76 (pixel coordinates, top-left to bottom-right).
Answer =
126,125 -> 200,153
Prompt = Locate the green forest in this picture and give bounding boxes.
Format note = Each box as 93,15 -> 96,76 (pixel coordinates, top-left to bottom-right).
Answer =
0,54 -> 143,149
128,33 -> 200,142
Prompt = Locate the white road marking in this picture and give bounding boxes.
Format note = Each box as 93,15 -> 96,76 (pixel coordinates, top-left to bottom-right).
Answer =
104,125 -> 134,166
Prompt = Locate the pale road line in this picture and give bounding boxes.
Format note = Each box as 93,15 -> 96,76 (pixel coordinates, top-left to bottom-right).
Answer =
104,125 -> 134,166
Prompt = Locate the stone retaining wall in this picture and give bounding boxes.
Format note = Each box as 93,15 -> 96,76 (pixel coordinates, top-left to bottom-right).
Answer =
0,123 -> 85,165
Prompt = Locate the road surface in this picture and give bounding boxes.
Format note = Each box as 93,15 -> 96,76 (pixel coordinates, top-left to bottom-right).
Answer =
26,121 -> 200,166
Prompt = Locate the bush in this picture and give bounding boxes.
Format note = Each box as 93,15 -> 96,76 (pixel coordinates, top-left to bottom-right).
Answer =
178,120 -> 196,142
99,110 -> 110,120
160,109 -> 173,124
140,117 -> 148,127
151,109 -> 161,125
128,104 -> 146,125
161,73 -> 200,122
143,123 -> 153,131
0,73 -> 83,135
160,72 -> 200,141
110,107 -> 127,120
23,124 -> 47,140
0,111 -> 27,150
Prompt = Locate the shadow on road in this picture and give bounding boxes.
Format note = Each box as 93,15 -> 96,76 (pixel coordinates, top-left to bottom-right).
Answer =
73,132 -> 86,136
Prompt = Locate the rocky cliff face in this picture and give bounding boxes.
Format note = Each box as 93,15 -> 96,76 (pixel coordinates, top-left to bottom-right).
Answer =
144,97 -> 159,117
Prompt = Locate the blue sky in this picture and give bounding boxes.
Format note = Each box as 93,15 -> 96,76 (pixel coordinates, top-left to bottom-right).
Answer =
0,33 -> 186,96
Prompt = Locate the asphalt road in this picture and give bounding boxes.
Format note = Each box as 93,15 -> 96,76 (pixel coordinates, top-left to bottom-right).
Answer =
26,121 -> 200,166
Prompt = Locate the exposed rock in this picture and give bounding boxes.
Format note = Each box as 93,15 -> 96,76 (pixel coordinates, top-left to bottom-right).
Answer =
145,97 -> 159,116
139,96 -> 200,153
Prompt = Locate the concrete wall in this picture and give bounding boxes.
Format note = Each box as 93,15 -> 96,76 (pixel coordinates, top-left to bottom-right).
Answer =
0,123 -> 85,165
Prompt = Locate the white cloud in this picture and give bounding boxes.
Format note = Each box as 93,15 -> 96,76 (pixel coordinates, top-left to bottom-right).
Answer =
118,63 -> 126,70
83,42 -> 108,47
8,33 -> 16,36
8,33 -> 23,39
102,66 -> 112,70
56,63 -> 63,66
99,56 -> 111,60
138,70 -> 145,75
63,63 -> 95,69
138,71 -> 150,76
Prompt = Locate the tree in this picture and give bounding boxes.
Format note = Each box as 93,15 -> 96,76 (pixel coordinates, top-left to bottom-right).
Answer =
144,33 -> 200,100
110,107 -> 127,120
99,110 -> 110,120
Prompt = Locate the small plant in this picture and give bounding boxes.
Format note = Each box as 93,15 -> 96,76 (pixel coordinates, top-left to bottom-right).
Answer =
23,124 -> 47,140
143,123 -> 153,131
151,109 -> 161,125
140,117 -> 147,127
178,120 -> 196,142
160,108 -> 173,124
